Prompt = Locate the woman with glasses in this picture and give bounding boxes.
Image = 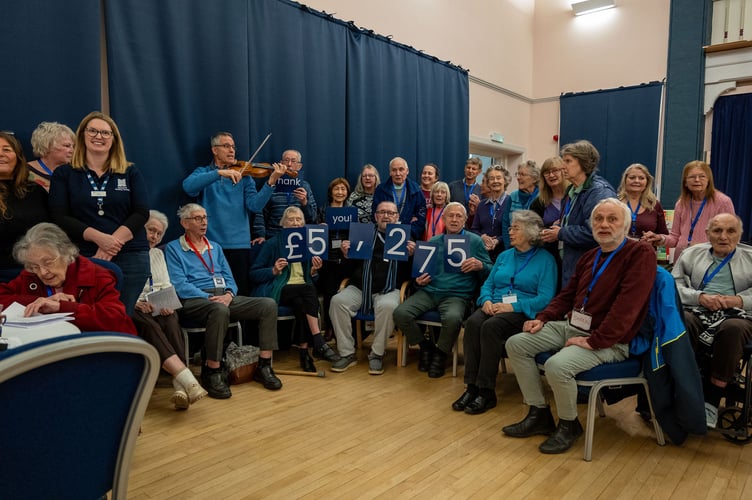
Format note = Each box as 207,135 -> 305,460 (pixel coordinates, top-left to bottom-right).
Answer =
470,164 -> 511,262
0,132 -> 50,282
27,121 -> 76,191
250,207 -> 341,372
502,160 -> 540,248
347,164 -> 380,223
539,140 -> 615,286
423,181 -> 450,240
48,111 -> 150,315
616,163 -> 668,241
644,160 -> 734,261
0,222 -> 136,334
452,211 -> 556,414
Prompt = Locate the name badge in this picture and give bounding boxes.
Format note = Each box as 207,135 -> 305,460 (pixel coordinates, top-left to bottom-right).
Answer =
212,276 -> 226,288
91,190 -> 107,197
332,239 -> 342,249
569,309 -> 592,332
502,294 -> 517,304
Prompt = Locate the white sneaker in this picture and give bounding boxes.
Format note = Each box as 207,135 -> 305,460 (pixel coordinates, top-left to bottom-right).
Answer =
171,390 -> 190,410
185,382 -> 208,404
705,402 -> 718,429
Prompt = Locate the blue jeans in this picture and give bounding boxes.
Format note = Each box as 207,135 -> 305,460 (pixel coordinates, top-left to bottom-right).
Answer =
113,250 -> 150,316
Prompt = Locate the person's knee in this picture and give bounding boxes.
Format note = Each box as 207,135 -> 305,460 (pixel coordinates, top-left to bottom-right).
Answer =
504,332 -> 527,356
392,303 -> 413,326
206,301 -> 230,320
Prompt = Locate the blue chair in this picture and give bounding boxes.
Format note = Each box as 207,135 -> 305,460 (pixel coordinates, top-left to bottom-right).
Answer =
0,332 -> 159,499
90,257 -> 124,293
180,317 -> 243,364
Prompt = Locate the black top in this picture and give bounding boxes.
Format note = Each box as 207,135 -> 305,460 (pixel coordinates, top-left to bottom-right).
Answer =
0,181 -> 50,270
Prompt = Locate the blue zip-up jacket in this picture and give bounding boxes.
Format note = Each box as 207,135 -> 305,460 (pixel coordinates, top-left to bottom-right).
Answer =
252,179 -> 317,240
371,177 -> 426,240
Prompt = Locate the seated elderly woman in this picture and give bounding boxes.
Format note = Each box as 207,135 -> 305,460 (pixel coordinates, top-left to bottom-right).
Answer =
452,210 -> 557,415
0,222 -> 135,333
250,206 -> 341,372
132,210 -> 207,410
672,213 -> 752,429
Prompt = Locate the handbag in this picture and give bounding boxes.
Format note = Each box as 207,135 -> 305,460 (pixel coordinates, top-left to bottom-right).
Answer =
225,342 -> 260,385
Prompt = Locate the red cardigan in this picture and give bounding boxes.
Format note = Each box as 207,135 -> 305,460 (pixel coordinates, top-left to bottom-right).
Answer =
0,256 -> 136,334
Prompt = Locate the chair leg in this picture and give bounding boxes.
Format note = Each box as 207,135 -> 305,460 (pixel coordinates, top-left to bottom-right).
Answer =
452,341 -> 458,377
583,381 -> 605,462
181,328 -> 190,366
356,321 -> 364,360
396,329 -> 406,367
640,381 -> 666,446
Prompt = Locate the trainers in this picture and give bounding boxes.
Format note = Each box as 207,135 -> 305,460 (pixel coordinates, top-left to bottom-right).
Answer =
368,352 -> 384,375
185,382 -> 208,404
170,390 -> 190,410
705,402 -> 718,429
314,343 -> 342,363
331,354 -> 358,372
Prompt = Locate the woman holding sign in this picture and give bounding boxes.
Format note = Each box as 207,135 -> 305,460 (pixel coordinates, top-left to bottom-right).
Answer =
452,210 -> 557,415
250,207 -> 341,372
132,210 -> 208,410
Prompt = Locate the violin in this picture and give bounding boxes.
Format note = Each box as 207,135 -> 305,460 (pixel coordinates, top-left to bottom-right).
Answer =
228,161 -> 299,179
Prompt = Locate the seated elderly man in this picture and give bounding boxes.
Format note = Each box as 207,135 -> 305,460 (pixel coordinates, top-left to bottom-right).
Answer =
672,213 -> 752,428
165,203 -> 282,399
502,198 -> 656,454
393,202 -> 492,378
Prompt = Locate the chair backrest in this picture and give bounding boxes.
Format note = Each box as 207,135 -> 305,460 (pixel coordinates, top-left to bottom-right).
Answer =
0,333 -> 160,499
90,257 -> 125,294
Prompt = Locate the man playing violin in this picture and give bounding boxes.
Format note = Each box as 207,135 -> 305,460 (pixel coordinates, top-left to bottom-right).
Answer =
253,149 -> 318,242
183,132 -> 287,295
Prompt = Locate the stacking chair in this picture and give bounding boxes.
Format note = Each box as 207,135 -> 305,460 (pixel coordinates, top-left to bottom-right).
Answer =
180,318 -> 243,364
0,332 -> 159,499
90,257 -> 124,293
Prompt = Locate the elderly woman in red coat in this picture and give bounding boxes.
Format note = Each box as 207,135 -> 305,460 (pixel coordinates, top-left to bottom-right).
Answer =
0,222 -> 136,334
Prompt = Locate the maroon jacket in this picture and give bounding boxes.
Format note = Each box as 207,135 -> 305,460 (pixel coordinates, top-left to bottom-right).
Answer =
537,239 -> 656,349
0,256 -> 136,334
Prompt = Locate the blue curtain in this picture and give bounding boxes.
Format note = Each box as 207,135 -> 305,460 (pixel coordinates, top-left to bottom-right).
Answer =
104,0 -> 468,239
559,82 -> 663,190
710,93 -> 752,241
0,0 -> 101,158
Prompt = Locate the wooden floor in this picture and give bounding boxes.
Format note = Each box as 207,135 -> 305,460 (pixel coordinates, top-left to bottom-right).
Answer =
127,341 -> 752,499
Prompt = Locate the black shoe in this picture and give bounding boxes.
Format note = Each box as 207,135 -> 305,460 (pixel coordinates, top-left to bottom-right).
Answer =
452,389 -> 478,411
428,349 -> 447,378
502,405 -> 556,438
313,343 -> 341,363
201,366 -> 231,399
418,347 -> 433,372
539,418 -> 583,454
253,363 -> 283,391
464,394 -> 498,415
299,349 -> 316,372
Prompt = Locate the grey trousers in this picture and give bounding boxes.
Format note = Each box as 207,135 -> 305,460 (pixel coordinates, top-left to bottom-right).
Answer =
505,320 -> 628,420
330,285 -> 400,357
393,289 -> 469,354
181,295 -> 279,362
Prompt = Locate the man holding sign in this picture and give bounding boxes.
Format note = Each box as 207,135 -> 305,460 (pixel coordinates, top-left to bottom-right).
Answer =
330,201 -> 414,375
393,202 -> 492,378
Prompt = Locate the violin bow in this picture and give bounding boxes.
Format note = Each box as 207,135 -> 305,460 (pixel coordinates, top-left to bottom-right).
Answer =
237,132 -> 272,176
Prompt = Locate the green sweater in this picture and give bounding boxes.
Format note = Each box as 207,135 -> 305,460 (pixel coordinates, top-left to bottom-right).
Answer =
422,231 -> 491,299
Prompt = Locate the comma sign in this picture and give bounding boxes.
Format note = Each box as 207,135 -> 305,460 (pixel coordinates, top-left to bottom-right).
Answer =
347,223 -> 375,260
281,225 -> 329,262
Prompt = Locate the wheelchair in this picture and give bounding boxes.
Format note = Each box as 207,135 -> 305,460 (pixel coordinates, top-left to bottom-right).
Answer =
717,343 -> 752,444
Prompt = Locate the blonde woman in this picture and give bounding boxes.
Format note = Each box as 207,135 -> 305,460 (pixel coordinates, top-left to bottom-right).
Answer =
616,163 -> 667,240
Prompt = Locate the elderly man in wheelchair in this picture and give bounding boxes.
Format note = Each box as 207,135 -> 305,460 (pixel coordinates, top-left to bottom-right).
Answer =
672,213 -> 752,431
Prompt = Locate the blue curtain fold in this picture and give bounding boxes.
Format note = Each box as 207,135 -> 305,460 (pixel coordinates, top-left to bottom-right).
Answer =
559,82 -> 663,190
710,93 -> 752,241
0,0 -> 100,159
104,0 -> 468,239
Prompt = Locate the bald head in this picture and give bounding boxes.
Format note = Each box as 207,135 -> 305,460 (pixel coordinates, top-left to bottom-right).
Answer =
706,213 -> 742,257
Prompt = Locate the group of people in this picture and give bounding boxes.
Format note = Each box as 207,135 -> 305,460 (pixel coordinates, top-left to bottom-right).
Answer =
1,112 -> 750,455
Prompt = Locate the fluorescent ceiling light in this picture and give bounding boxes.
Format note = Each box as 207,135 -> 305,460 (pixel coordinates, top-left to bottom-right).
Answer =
571,0 -> 616,16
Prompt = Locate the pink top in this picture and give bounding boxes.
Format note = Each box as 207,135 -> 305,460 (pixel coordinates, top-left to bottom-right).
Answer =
664,191 -> 735,260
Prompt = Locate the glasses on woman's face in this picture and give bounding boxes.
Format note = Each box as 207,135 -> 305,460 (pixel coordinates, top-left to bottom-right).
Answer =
187,215 -> 209,223
24,255 -> 61,274
361,174 -> 376,179
85,127 -> 113,139
543,169 -> 563,177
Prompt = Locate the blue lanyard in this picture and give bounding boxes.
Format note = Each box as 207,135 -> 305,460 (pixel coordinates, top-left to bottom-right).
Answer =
37,159 -> 54,176
148,274 -> 154,293
85,169 -> 110,216
628,199 -> 641,235
489,194 -> 506,224
700,249 -> 735,290
508,248 -> 537,293
46,286 -> 55,297
391,185 -> 406,211
688,198 -> 707,243
561,190 -> 578,226
583,238 -> 627,308
523,187 -> 539,210
463,182 -> 475,204
431,206 -> 445,235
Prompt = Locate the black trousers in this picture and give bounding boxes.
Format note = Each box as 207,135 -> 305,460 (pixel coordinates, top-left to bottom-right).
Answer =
463,308 -> 527,389
279,283 -> 320,345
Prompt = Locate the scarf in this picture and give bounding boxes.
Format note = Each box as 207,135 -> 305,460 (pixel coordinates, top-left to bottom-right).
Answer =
360,230 -> 398,315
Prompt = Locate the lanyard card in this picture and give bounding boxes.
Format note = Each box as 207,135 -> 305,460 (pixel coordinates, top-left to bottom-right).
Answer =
305,224 -> 329,260
444,235 -> 470,273
413,241 -> 438,277
384,224 -> 411,262
326,207 -> 358,230
347,223 -> 375,260
281,228 -> 306,262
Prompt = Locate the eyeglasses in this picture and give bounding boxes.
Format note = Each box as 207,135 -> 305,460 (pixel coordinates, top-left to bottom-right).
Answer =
516,172 -> 531,178
85,127 -> 113,139
214,143 -> 236,150
281,157 -> 300,164
361,174 -> 376,178
25,255 -> 61,274
186,215 -> 209,223
687,174 -> 707,181
375,210 -> 399,216
543,169 -> 564,177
